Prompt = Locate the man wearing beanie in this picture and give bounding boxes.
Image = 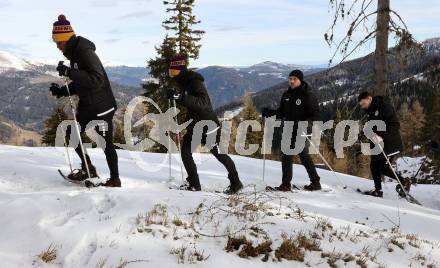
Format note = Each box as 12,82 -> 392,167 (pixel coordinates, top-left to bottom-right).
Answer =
49,15 -> 120,187
167,55 -> 243,194
262,70 -> 322,192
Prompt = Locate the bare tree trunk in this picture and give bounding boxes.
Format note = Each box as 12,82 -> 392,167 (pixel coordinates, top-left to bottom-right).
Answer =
374,0 -> 390,96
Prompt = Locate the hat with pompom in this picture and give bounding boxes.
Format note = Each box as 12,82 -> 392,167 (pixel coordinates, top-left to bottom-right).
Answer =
52,14 -> 75,42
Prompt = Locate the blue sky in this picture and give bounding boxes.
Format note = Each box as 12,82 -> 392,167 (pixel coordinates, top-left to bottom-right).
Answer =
0,0 -> 438,67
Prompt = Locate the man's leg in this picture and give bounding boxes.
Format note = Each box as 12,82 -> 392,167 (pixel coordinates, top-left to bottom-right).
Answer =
181,132 -> 201,190
96,113 -> 119,179
298,145 -> 320,183
281,153 -> 293,185
210,145 -> 240,185
370,157 -> 383,191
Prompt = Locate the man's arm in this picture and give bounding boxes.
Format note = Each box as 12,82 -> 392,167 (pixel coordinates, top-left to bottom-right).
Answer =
179,80 -> 212,112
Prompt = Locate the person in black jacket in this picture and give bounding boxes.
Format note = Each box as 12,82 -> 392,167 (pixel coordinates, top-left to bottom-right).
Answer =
167,55 -> 243,194
49,15 -> 120,187
262,70 -> 322,192
358,91 -> 410,197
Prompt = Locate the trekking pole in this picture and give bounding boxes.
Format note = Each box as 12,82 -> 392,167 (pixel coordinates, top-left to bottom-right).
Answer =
167,99 -> 172,181
302,132 -> 348,189
56,100 -> 73,173
262,119 -> 266,182
412,156 -> 428,183
60,61 -> 92,179
172,99 -> 185,184
377,143 -> 411,199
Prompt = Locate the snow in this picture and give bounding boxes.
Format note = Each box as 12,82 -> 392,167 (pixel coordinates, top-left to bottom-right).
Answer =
0,144 -> 439,267
0,50 -> 30,71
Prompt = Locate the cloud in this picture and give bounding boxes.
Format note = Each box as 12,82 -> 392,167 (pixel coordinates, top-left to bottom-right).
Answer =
117,10 -> 153,19
213,25 -> 244,32
105,38 -> 121,43
107,29 -> 121,34
0,0 -> 11,8
0,42 -> 29,54
141,40 -> 150,45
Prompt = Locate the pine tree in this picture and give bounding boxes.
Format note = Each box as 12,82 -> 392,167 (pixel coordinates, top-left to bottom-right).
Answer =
238,96 -> 263,158
162,0 -> 205,60
400,100 -> 425,155
424,86 -> 440,176
42,107 -> 68,146
143,0 -> 205,152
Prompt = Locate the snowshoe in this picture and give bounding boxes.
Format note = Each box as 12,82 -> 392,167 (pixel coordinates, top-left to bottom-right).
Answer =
395,179 -> 412,198
266,184 -> 292,192
303,182 -> 322,191
66,163 -> 98,182
223,182 -> 243,195
357,188 -> 383,198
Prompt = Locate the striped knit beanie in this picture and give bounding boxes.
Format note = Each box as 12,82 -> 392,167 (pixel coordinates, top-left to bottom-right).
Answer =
52,14 -> 75,42
169,55 -> 187,71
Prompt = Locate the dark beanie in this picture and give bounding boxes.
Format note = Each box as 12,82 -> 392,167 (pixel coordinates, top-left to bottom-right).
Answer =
289,69 -> 304,81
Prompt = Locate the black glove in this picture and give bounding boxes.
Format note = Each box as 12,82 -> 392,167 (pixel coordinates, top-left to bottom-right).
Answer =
49,83 -> 68,98
166,88 -> 184,101
261,108 -> 273,118
57,61 -> 71,77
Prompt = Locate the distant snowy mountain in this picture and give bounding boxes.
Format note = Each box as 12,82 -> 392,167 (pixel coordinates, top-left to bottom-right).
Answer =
0,51 -> 141,132
0,51 -> 31,72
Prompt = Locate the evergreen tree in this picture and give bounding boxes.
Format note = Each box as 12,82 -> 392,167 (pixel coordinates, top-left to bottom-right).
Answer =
162,0 -> 205,60
424,86 -> 440,176
42,107 -> 68,146
238,96 -> 263,158
143,0 -> 205,152
400,100 -> 425,155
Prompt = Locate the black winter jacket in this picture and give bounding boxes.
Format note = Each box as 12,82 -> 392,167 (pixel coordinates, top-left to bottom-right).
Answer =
173,70 -> 220,129
266,82 -> 320,123
63,36 -> 117,118
365,96 -> 403,157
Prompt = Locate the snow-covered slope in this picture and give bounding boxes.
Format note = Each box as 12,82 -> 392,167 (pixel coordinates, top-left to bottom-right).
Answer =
0,145 -> 439,267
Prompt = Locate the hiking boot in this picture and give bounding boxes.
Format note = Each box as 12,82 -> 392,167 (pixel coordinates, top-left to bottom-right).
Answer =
179,183 -> 201,192
81,163 -> 98,178
67,169 -> 88,182
101,177 -> 121,188
396,179 -> 412,198
304,181 -> 322,191
266,183 -> 291,192
223,181 -> 244,195
363,189 -> 383,198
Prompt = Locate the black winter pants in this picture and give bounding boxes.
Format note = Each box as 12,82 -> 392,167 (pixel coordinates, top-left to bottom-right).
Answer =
181,127 -> 240,189
370,155 -> 405,191
281,145 -> 320,185
69,111 -> 119,179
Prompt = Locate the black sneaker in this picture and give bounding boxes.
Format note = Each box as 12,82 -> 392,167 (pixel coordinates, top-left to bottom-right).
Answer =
363,189 -> 383,198
304,181 -> 322,191
223,182 -> 243,195
179,183 -> 201,192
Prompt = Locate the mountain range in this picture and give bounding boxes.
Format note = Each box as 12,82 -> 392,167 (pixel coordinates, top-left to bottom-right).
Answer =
0,51 -> 323,135
216,37 -> 440,119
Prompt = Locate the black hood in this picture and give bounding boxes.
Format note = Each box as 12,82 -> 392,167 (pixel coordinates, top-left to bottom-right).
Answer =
174,69 -> 204,86
63,36 -> 96,60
